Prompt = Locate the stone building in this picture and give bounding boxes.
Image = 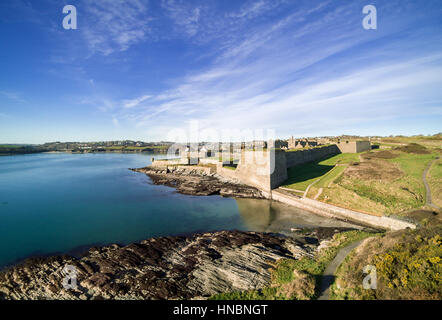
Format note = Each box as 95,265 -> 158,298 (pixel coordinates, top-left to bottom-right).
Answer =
272,139 -> 288,149
336,140 -> 371,153
287,137 -> 319,149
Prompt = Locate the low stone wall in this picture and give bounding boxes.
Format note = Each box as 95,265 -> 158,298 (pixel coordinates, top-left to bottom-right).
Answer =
199,158 -> 220,165
285,145 -> 340,168
216,166 -> 241,182
272,190 -> 416,231
151,159 -> 183,167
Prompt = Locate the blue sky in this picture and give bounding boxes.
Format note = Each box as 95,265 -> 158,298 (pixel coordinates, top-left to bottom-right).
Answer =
0,0 -> 441,143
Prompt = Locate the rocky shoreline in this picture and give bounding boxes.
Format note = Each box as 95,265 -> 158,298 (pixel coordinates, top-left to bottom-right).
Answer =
0,229 -> 351,300
131,166 -> 265,198
0,166 -> 365,300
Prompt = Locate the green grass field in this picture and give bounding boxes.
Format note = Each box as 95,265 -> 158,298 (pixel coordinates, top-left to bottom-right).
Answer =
318,145 -> 439,215
316,165 -> 347,188
349,152 -> 434,212
428,159 -> 442,207
373,134 -> 442,149
281,144 -> 440,215
281,153 -> 361,191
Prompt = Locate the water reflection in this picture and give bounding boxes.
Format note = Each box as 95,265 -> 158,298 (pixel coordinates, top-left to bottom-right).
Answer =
236,198 -> 361,234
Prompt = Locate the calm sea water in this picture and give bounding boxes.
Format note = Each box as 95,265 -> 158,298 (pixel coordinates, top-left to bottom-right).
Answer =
0,153 -> 357,268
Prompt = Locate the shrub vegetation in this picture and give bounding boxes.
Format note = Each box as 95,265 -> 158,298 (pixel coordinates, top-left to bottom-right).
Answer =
331,226 -> 442,300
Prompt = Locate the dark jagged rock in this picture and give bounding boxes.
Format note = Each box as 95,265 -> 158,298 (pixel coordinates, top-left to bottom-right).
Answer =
131,166 -> 265,199
0,231 -> 315,300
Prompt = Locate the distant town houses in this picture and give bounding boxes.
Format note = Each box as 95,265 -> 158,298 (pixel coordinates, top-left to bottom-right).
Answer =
36,140 -> 174,154
1,135 -> 371,157
288,137 -> 319,149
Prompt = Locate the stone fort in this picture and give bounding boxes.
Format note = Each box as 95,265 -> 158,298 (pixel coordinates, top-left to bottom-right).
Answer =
152,139 -> 371,194
149,139 -> 420,231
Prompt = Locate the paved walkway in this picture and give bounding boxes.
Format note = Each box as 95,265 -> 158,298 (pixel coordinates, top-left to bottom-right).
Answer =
423,157 -> 440,209
317,240 -> 364,300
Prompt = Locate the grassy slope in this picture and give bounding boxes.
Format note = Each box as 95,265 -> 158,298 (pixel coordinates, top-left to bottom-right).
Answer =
282,153 -> 360,191
318,149 -> 438,215
281,142 -> 440,215
0,145 -> 43,155
316,165 -> 346,188
0,145 -> 23,148
374,135 -> 442,149
428,159 -> 442,207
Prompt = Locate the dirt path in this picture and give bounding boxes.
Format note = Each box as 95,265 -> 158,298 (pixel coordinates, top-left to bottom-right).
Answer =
317,240 -> 363,300
423,157 -> 440,209
313,188 -> 323,200
303,178 -> 321,198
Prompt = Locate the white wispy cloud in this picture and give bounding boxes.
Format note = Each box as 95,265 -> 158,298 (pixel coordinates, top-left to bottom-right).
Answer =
227,0 -> 285,19
80,96 -> 118,112
81,0 -> 151,55
112,0 -> 442,139
123,95 -> 152,108
58,0 -> 442,140
161,0 -> 203,37
0,0 -> 44,24
0,91 -> 25,103
159,0 -> 294,47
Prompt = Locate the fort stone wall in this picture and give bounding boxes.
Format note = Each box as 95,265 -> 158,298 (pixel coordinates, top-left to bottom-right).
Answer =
270,150 -> 288,189
215,150 -> 288,192
234,150 -> 271,191
285,145 -> 340,168
216,144 -> 354,191
272,190 -> 416,231
154,142 -> 370,192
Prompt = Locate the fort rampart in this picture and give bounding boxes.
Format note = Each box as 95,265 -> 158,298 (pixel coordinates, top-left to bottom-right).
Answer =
285,145 -> 340,168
